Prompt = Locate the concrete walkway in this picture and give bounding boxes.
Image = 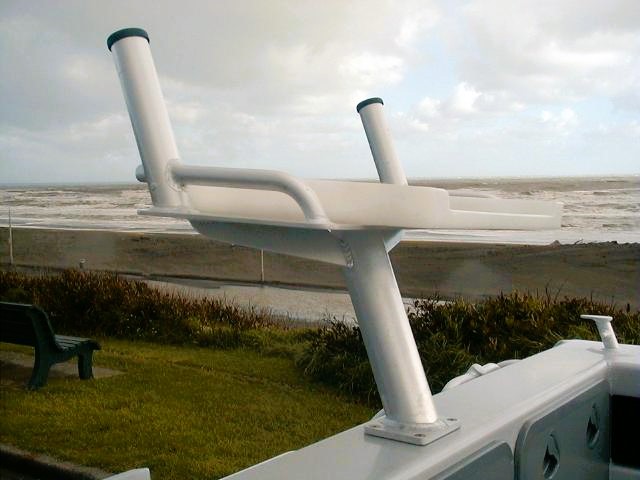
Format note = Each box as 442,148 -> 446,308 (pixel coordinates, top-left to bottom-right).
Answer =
136,276 -> 419,325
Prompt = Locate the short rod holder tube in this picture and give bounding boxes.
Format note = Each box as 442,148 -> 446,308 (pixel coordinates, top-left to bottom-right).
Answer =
581,315 -> 619,349
341,231 -> 438,425
108,28 -> 183,208
357,98 -> 408,185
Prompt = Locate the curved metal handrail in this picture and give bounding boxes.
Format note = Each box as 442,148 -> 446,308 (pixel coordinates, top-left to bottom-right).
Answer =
170,164 -> 330,225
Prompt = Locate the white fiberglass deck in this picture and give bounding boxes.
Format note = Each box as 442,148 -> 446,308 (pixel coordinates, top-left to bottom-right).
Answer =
225,340 -> 640,480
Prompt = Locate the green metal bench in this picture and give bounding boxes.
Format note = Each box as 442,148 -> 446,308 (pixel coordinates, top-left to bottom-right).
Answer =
0,301 -> 101,390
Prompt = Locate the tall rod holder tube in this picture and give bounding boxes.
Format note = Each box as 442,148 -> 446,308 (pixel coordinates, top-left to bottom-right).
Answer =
354,98 -> 452,443
357,98 -> 407,185
108,28 -> 184,208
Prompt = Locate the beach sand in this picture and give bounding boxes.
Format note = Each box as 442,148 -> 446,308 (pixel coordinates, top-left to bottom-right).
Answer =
1,227 -> 638,310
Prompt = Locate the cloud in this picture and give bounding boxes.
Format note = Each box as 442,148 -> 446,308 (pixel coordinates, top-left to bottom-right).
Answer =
0,0 -> 444,183
339,53 -> 405,88
539,108 -> 579,135
456,0 -> 640,105
0,0 -> 638,184
391,0 -> 638,179
0,14 -> 119,130
394,3 -> 441,48
0,115 -> 136,183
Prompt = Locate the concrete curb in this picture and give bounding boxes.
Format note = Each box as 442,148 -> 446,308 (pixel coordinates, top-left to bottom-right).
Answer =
0,443 -> 112,480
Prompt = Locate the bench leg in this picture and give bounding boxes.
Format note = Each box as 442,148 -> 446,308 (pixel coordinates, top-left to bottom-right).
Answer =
78,352 -> 94,380
28,351 -> 52,390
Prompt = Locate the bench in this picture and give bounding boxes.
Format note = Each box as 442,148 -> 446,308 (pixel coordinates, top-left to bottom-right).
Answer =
0,302 -> 101,390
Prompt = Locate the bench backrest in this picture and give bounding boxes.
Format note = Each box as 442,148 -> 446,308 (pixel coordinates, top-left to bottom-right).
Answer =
0,302 -> 57,349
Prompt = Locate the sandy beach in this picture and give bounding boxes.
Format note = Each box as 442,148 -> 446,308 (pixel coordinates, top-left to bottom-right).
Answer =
1,227 -> 638,311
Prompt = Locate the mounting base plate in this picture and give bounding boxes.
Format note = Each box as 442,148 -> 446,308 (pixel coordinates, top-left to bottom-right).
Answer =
364,416 -> 460,446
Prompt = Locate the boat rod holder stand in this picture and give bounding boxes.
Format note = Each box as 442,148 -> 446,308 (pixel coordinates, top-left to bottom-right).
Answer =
109,27 -> 560,446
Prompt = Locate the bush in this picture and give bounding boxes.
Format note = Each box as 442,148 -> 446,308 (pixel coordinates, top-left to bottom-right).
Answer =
3,270 -> 638,406
297,293 -> 639,405
0,270 -> 279,348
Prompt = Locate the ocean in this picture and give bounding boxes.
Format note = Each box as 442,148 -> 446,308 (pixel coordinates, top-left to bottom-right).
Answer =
1,176 -> 638,245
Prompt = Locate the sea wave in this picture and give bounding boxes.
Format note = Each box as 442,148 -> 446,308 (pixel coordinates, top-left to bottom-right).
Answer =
2,177 -> 638,244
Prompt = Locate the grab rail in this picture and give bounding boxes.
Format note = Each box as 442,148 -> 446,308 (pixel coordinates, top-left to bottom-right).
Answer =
170,164 -> 330,225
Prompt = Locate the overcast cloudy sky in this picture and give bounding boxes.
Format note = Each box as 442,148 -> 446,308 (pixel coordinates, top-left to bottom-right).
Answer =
1,0 -> 638,184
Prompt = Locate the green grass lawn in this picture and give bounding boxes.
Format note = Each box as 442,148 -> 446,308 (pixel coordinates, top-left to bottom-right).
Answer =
0,340 -> 375,479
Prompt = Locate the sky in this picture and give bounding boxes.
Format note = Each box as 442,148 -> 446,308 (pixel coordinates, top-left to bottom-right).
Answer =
1,0 -> 639,184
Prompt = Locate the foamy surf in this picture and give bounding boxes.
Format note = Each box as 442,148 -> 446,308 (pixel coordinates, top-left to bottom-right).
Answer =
1,176 -> 638,244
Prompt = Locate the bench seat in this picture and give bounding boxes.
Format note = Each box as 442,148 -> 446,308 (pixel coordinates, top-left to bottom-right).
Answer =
0,302 -> 101,390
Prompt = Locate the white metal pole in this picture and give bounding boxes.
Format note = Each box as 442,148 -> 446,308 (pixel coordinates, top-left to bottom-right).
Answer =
357,98 -> 407,185
260,249 -> 265,283
341,231 -> 438,425
108,28 -> 184,208
8,206 -> 14,266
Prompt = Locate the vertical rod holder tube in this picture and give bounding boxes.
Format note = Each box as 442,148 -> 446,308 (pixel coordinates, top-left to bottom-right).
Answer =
357,98 -> 408,186
108,28 -> 184,208
581,315 -> 619,349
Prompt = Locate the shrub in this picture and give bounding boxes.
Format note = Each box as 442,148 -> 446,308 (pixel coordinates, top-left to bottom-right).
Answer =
297,293 -> 639,405
3,270 -> 638,406
0,270 -> 278,348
